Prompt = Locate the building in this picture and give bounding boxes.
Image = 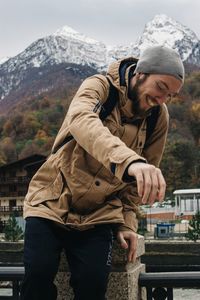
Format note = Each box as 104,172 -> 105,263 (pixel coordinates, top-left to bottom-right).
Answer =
142,205 -> 175,226
0,154 -> 46,231
174,189 -> 200,219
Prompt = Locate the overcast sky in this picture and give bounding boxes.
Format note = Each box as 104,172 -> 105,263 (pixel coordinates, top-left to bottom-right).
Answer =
1,0 -> 200,59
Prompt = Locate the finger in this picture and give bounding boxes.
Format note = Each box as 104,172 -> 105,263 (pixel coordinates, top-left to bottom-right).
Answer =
128,241 -> 137,262
148,169 -> 159,205
141,170 -> 152,204
156,169 -> 166,201
135,171 -> 144,198
132,235 -> 138,262
128,234 -> 138,262
118,232 -> 128,249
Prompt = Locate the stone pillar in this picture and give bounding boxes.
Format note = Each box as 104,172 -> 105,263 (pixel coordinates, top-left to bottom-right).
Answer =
55,235 -> 146,300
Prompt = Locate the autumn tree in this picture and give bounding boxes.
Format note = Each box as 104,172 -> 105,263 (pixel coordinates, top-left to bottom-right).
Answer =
0,137 -> 18,163
161,140 -> 200,196
190,101 -> 200,145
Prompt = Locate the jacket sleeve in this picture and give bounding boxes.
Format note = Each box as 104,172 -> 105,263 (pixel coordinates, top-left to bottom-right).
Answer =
142,104 -> 169,167
116,183 -> 143,232
56,75 -> 146,182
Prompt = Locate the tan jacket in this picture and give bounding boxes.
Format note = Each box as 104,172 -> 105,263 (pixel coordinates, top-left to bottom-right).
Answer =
23,57 -> 169,232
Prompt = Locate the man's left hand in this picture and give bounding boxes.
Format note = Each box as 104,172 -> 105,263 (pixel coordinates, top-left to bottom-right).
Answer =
117,231 -> 138,262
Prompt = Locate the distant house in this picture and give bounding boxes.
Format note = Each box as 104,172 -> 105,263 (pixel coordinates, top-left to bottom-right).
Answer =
174,189 -> 200,219
142,205 -> 175,224
0,154 -> 46,231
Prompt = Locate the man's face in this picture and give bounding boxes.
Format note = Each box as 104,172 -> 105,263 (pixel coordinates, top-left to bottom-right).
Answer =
129,73 -> 183,117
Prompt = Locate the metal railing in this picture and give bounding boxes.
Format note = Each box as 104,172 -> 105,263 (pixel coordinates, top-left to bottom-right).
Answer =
139,271 -> 200,300
0,266 -> 24,300
1,267 -> 200,299
0,192 -> 26,197
0,177 -> 30,184
0,206 -> 23,213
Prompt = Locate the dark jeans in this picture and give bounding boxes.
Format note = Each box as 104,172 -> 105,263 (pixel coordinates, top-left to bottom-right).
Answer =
20,217 -> 114,300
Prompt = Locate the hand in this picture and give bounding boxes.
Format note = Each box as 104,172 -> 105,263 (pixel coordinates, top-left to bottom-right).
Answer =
117,231 -> 138,262
128,162 -> 166,205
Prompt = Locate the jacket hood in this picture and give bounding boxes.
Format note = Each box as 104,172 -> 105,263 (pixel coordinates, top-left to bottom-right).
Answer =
106,57 -> 139,119
106,57 -> 138,92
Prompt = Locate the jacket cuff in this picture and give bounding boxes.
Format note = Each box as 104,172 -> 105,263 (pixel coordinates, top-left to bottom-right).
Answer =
122,159 -> 147,182
118,209 -> 138,232
115,155 -> 146,182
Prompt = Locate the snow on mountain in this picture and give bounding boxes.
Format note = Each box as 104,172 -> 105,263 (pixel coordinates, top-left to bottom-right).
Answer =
1,15 -> 200,102
0,26 -> 107,100
2,25 -> 107,72
108,14 -> 200,63
107,43 -> 138,63
133,14 -> 200,62
54,25 -> 100,45
0,56 -> 10,65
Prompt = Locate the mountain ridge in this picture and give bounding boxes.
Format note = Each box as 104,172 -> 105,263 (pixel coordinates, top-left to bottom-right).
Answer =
1,14 -> 200,112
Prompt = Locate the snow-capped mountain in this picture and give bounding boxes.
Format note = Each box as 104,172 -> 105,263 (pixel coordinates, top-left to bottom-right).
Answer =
1,14 -> 200,104
108,14 -> 200,63
0,25 -> 107,100
134,14 -> 200,62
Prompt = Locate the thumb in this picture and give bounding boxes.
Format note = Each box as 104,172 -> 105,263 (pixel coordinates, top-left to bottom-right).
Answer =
118,233 -> 128,249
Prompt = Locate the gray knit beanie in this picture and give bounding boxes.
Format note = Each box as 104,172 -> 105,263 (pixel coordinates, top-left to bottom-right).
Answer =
134,45 -> 185,81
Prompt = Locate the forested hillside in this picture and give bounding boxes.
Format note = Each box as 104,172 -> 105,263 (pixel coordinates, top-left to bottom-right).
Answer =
0,86 -> 78,163
0,71 -> 199,196
161,72 -> 200,195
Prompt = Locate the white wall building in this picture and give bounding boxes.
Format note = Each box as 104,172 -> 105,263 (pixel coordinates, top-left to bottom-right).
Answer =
173,189 -> 200,218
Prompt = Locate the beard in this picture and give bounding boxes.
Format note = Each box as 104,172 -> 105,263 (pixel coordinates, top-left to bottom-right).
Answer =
128,74 -> 152,117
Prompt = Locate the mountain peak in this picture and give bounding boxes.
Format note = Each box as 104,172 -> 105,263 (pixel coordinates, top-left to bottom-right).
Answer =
152,14 -> 174,23
54,25 -> 79,36
134,14 -> 199,61
148,14 -> 189,33
53,25 -> 100,45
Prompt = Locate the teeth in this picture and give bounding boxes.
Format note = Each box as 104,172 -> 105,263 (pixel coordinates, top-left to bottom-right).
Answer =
147,96 -> 156,107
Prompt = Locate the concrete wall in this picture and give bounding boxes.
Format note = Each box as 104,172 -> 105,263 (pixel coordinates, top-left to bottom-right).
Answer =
142,240 -> 200,272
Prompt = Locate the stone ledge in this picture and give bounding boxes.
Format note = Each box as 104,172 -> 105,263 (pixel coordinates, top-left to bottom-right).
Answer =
56,264 -> 146,300
58,234 -> 145,272
56,235 -> 146,300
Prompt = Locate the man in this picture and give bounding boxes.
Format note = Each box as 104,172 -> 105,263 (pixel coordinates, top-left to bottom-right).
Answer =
20,45 -> 184,300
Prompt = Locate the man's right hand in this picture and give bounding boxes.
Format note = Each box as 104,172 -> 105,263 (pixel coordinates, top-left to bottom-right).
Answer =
127,162 -> 166,205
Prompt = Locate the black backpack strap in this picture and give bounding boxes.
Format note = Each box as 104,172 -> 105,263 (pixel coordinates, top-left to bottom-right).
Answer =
99,57 -> 138,120
52,135 -> 74,154
144,106 -> 160,147
99,78 -> 119,120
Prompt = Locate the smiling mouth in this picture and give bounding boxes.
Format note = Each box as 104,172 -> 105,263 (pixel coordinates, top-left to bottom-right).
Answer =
146,96 -> 157,108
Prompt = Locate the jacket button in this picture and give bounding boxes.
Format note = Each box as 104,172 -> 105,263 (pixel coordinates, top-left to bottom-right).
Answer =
95,180 -> 100,186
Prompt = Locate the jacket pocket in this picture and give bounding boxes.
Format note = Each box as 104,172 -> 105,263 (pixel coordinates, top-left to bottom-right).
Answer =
27,171 -> 64,206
